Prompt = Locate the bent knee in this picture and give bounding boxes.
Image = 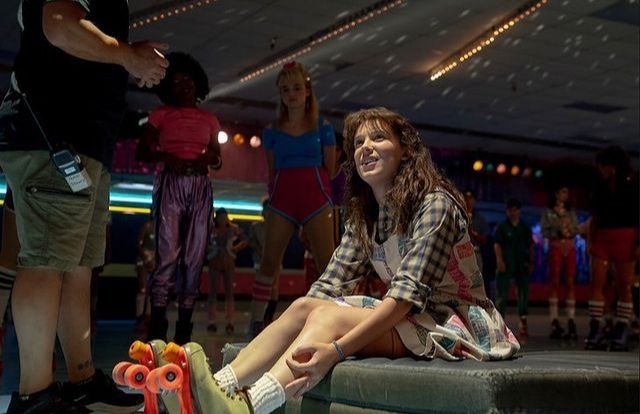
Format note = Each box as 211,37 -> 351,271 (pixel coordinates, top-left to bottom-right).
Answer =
306,305 -> 346,329
281,297 -> 326,326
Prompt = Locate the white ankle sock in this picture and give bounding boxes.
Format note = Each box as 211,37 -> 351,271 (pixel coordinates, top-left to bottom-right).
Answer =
248,372 -> 285,414
214,365 -> 239,395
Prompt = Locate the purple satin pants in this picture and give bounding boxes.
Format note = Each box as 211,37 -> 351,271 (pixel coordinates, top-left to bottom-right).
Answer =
150,170 -> 211,308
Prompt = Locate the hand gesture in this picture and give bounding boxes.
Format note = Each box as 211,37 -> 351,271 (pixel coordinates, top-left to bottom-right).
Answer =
124,41 -> 169,88
285,342 -> 340,398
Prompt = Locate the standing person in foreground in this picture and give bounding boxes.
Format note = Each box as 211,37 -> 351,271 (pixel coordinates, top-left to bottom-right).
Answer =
166,107 -> 519,414
248,61 -> 336,336
0,0 -> 169,412
136,52 -> 222,345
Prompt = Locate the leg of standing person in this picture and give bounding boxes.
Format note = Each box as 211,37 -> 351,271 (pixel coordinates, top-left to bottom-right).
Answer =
564,245 -> 578,339
610,260 -> 635,351
548,244 -> 564,338
3,153 -> 142,412
0,189 -> 19,376
224,256 -> 236,334
174,175 -> 211,345
515,270 -> 530,338
302,206 -> 335,277
495,271 -> 510,317
149,172 -> 183,342
586,256 -> 609,348
264,271 -> 280,325
250,211 -> 295,337
207,257 -> 221,332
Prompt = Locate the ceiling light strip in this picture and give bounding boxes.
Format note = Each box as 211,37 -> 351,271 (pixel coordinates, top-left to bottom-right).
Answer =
239,0 -> 406,83
429,0 -> 549,81
129,0 -> 217,30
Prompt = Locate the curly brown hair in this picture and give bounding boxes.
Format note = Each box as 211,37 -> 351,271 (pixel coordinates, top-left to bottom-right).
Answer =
342,107 -> 465,254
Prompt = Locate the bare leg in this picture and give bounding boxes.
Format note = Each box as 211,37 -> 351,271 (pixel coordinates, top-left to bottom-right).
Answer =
590,257 -> 609,303
232,297 -> 330,386
303,207 -> 335,274
614,261 -> 635,304
267,305 -> 406,399
224,259 -> 235,324
57,266 -> 95,383
13,268 -> 63,394
250,212 -> 294,323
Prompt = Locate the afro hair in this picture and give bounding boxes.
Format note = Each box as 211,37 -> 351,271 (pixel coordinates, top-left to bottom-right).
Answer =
155,52 -> 209,105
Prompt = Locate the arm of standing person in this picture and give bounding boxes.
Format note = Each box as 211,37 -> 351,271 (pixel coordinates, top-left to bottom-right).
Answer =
262,127 -> 277,191
568,210 -> 579,238
195,117 -> 222,169
527,226 -> 535,275
320,120 -> 337,177
42,1 -> 169,88
136,125 -> 160,162
230,225 -> 249,253
136,221 -> 151,259
540,209 -> 553,240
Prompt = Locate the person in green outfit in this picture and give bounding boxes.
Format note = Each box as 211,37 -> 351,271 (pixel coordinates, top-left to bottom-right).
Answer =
494,198 -> 534,339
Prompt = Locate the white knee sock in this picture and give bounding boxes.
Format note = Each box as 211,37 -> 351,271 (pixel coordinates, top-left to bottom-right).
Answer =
214,364 -> 239,395
247,372 -> 286,414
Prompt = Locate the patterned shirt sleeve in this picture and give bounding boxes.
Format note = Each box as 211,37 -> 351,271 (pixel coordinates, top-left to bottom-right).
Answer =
385,192 -> 461,311
307,223 -> 371,300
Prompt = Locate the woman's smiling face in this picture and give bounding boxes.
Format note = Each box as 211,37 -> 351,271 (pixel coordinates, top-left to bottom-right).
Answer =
353,120 -> 405,194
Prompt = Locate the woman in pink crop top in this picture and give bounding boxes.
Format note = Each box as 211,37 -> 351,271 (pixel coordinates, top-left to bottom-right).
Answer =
136,52 -> 221,344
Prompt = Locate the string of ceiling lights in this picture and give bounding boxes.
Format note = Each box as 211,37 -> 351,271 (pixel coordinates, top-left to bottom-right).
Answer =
429,0 -> 549,81
129,0 -> 216,30
239,0 -> 406,82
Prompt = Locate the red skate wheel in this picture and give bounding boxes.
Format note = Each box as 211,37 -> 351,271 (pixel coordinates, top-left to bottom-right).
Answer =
112,361 -> 133,386
124,364 -> 150,390
147,363 -> 183,393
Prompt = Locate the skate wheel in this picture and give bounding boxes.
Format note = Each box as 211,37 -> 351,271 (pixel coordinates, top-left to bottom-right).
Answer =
162,342 -> 182,363
112,361 -> 133,386
147,363 -> 183,393
129,340 -> 148,360
124,364 -> 150,389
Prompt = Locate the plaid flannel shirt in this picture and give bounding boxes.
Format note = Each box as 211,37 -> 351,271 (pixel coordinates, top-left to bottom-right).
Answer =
307,190 -> 464,312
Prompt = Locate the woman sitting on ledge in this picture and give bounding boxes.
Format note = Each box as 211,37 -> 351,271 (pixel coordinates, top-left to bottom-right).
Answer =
173,107 -> 520,414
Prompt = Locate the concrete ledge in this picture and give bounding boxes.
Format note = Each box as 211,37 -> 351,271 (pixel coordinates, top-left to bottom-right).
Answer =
222,343 -> 639,413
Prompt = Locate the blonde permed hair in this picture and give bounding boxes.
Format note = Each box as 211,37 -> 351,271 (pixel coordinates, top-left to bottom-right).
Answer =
275,62 -> 319,131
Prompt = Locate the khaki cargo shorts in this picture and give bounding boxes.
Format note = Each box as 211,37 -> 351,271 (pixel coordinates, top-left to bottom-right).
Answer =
0,150 -> 109,272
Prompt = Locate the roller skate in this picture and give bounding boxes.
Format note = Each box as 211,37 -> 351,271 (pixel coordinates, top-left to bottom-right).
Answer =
146,342 -> 194,414
609,321 -> 630,352
584,318 -> 610,350
112,340 -> 180,413
549,318 -> 564,339
166,342 -> 251,414
563,318 -> 578,340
